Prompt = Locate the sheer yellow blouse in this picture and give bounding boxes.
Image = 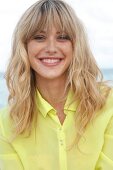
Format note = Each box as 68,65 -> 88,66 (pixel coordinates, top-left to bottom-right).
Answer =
0,89 -> 113,170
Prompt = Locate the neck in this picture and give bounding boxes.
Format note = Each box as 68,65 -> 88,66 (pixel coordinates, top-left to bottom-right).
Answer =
36,76 -> 68,110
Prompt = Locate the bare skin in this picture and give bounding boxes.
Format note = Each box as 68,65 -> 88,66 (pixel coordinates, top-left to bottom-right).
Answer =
28,26 -> 72,124
36,74 -> 67,124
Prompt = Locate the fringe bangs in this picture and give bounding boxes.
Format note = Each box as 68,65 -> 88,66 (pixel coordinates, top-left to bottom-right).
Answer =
22,0 -> 76,43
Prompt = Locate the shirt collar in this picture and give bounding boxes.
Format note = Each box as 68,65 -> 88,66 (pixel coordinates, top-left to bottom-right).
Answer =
36,90 -> 55,118
36,88 -> 77,118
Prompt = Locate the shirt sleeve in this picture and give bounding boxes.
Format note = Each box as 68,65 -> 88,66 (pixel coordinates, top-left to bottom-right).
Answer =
0,114 -> 24,170
95,116 -> 113,170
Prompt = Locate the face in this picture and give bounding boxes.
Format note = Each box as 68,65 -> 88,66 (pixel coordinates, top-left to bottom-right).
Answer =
27,26 -> 73,82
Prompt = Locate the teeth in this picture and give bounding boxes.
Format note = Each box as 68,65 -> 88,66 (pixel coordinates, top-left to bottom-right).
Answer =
41,59 -> 61,63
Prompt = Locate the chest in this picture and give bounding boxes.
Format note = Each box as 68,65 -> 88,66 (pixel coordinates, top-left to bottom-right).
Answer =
12,111 -> 108,170
56,111 -> 66,125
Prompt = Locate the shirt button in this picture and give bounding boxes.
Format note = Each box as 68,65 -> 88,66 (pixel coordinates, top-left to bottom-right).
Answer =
60,139 -> 63,145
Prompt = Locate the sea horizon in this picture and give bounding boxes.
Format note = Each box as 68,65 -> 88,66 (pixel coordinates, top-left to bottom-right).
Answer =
0,68 -> 113,108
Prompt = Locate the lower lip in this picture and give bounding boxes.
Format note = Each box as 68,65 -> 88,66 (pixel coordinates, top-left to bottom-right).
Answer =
38,59 -> 63,67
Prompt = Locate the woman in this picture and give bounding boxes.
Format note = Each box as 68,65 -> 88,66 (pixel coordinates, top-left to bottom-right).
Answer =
0,0 -> 113,169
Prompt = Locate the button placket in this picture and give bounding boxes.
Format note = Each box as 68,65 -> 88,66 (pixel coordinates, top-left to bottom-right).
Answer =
57,126 -> 67,170
58,128 -> 65,146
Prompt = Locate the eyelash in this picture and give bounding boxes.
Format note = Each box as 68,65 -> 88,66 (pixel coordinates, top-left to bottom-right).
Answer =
58,35 -> 70,40
33,35 -> 45,41
33,34 -> 70,41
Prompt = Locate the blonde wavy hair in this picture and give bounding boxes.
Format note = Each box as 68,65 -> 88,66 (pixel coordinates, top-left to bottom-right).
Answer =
6,0 -> 110,140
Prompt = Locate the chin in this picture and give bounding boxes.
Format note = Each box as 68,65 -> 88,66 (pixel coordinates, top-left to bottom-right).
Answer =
36,72 -> 67,81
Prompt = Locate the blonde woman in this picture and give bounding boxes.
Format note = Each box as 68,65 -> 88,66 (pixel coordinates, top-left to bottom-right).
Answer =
0,0 -> 113,169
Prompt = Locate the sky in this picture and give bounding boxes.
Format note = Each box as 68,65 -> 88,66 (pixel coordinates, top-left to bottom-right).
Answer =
0,0 -> 113,72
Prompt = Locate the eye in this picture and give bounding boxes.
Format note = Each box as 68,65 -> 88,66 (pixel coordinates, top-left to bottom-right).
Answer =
33,35 -> 46,42
57,34 -> 70,41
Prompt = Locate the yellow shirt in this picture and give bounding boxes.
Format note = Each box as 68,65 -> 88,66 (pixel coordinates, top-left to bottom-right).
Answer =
0,89 -> 113,170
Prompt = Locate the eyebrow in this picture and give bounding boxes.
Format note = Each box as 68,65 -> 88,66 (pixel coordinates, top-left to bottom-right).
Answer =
37,30 -> 66,35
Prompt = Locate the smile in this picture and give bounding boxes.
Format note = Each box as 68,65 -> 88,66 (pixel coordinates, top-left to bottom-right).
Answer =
39,58 -> 63,66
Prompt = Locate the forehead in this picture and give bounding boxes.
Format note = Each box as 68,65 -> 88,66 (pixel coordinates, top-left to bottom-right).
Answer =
35,26 -> 67,34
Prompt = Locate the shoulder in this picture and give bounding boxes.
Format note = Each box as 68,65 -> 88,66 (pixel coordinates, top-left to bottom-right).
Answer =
105,88 -> 113,108
0,106 -> 12,138
0,106 -> 9,124
99,89 -> 113,165
99,88 -> 113,117
92,88 -> 113,132
105,115 -> 113,136
103,87 -> 113,134
104,88 -> 113,134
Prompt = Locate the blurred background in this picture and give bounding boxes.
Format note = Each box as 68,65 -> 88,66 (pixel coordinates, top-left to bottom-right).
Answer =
0,0 -> 113,108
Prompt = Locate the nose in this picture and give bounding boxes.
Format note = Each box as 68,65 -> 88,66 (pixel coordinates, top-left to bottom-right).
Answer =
45,37 -> 57,54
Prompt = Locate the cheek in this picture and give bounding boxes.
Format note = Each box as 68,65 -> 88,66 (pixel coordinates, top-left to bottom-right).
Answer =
27,43 -> 34,57
65,49 -> 73,61
27,42 -> 40,57
68,44 -> 73,57
61,43 -> 73,55
27,44 -> 36,66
